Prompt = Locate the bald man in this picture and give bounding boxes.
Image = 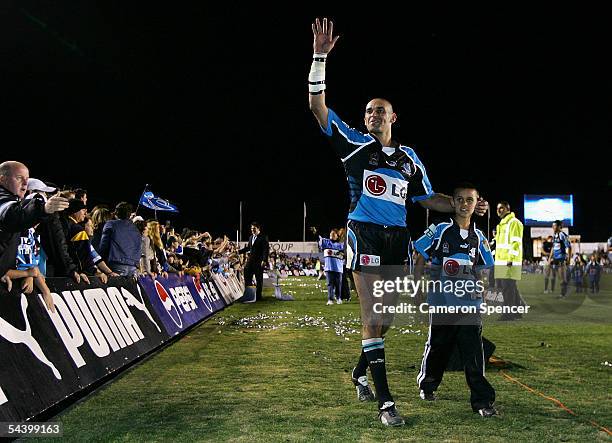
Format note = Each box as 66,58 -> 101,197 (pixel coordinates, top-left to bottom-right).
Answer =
0,161 -> 69,281
308,18 -> 488,426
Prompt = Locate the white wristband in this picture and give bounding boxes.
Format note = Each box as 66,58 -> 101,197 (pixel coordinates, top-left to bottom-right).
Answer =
309,53 -> 327,93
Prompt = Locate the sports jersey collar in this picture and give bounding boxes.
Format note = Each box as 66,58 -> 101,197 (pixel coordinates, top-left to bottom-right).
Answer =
450,218 -> 476,235
367,135 -> 400,150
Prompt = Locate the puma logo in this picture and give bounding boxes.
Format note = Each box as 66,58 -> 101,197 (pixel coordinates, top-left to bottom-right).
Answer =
0,294 -> 61,380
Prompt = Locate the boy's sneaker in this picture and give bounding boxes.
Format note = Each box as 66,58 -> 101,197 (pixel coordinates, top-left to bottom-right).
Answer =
352,375 -> 375,402
326,300 -> 334,305
477,406 -> 498,417
336,298 -> 343,304
378,402 -> 405,427
419,390 -> 436,401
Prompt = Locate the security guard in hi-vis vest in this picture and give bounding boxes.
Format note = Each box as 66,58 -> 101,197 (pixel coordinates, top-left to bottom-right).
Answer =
494,201 -> 526,320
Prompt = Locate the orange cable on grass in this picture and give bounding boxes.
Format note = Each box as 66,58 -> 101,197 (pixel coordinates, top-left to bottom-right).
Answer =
499,370 -> 612,436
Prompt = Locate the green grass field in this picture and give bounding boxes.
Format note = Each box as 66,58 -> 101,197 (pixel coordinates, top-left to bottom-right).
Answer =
45,274 -> 611,442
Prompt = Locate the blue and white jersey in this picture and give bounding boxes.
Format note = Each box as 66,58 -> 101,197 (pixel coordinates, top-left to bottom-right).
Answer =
321,109 -> 434,227
319,236 -> 344,273
414,219 -> 493,307
552,231 -> 571,260
16,228 -> 40,270
89,244 -> 103,265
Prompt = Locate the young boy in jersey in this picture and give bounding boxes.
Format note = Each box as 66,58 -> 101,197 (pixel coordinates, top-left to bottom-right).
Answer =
585,254 -> 601,294
571,257 -> 585,293
413,182 -> 497,417
3,225 -> 56,313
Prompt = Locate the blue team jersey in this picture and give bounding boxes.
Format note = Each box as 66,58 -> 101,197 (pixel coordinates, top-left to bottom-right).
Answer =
89,244 -> 103,265
319,237 -> 345,273
414,219 -> 493,307
552,231 -> 571,260
322,109 -> 434,227
16,228 -> 40,270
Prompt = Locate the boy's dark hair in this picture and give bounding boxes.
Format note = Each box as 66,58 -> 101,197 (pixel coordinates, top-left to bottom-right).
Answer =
452,181 -> 479,197
74,188 -> 87,199
251,221 -> 261,229
115,202 -> 133,220
553,220 -> 563,227
499,200 -> 510,209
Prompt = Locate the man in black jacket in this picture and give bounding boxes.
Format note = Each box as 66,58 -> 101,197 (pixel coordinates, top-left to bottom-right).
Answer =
239,222 -> 269,301
0,161 -> 69,284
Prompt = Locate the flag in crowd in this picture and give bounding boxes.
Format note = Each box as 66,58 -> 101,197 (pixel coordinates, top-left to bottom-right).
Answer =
139,190 -> 179,212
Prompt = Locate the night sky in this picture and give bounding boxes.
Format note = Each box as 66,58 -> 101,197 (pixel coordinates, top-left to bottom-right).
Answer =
3,3 -> 611,242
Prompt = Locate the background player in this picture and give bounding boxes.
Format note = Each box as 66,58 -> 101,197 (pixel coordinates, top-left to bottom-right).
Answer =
549,220 -> 571,297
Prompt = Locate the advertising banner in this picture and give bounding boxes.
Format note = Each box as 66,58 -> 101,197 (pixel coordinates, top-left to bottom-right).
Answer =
0,277 -> 167,422
137,275 -> 225,337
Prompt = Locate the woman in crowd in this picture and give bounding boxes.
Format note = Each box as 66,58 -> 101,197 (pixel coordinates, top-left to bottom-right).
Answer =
90,207 -> 112,252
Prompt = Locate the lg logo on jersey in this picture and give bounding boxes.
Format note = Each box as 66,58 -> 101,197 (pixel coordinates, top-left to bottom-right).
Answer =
444,259 -> 460,276
360,254 -> 381,266
364,172 -> 408,201
365,175 -> 387,196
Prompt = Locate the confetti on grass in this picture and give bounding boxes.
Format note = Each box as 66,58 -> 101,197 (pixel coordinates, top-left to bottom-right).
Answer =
215,313 -> 423,338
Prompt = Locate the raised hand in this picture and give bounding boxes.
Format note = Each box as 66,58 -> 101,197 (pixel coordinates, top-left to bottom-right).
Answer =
475,198 -> 489,217
312,17 -> 339,54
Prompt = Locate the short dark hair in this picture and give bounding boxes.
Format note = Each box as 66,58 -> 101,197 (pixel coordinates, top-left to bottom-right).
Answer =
453,182 -> 479,197
553,220 -> 563,227
498,201 -> 511,209
134,220 -> 147,234
115,202 -> 133,220
251,221 -> 261,229
74,188 -> 87,199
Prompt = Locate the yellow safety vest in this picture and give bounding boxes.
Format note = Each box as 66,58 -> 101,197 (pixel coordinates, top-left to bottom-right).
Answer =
494,212 -> 523,280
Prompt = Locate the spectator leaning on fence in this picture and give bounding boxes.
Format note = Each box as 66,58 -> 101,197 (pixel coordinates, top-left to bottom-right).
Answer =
0,161 -> 69,289
147,220 -> 173,278
139,221 -> 156,278
63,198 -> 107,283
80,216 -> 119,278
98,202 -> 142,277
27,178 -> 89,283
90,206 -> 112,252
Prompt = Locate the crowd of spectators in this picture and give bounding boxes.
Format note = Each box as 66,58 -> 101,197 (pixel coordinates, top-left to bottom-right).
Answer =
268,252 -> 319,273
521,249 -> 611,274
0,161 -> 244,313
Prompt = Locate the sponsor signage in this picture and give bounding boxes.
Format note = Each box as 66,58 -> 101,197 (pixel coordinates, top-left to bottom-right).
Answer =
210,273 -> 244,305
238,242 -> 320,254
0,277 -> 167,422
362,170 -> 408,205
138,275 -> 225,337
0,275 -> 232,422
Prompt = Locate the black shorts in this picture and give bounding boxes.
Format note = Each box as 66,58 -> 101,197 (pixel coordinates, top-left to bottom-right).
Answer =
345,220 -> 411,272
551,258 -> 567,267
